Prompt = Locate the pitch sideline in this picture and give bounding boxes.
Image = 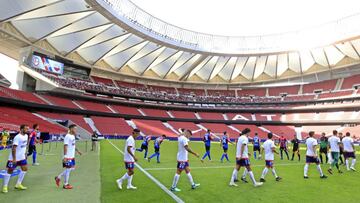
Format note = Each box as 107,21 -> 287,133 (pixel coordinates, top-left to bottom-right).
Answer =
107,139 -> 185,203
143,162 -> 304,171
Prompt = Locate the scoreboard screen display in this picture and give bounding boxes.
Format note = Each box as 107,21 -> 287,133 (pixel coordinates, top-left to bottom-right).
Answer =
31,54 -> 64,75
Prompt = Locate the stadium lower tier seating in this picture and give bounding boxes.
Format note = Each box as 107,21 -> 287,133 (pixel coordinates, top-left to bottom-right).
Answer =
0,86 -> 47,104
0,106 -> 359,140
41,95 -> 80,109
132,119 -> 177,137
75,100 -> 112,113
0,107 -> 66,134
140,108 -> 169,117
110,105 -> 142,115
39,112 -> 93,133
91,116 -> 133,135
1,86 -> 360,140
198,112 -> 224,120
166,121 -> 205,138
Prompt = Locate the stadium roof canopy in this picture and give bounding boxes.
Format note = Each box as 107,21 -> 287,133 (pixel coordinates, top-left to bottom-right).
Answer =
1,0 -> 360,84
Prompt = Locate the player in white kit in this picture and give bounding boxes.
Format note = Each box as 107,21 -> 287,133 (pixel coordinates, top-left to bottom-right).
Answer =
116,128 -> 140,190
304,131 -> 327,179
328,130 -> 342,174
55,124 -> 82,189
170,129 -> 201,192
342,132 -> 356,171
2,124 -> 29,193
260,133 -> 281,182
229,128 -> 263,187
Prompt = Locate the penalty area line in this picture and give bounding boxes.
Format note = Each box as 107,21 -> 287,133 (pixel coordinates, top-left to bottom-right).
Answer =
107,139 -> 185,203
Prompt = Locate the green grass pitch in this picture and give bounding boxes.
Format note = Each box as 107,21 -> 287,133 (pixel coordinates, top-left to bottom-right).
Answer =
1,139 -> 359,203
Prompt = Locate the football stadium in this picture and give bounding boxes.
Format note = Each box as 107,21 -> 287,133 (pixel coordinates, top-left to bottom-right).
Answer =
1,0 -> 360,202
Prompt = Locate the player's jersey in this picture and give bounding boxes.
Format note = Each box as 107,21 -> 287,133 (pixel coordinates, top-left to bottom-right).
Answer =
319,137 -> 328,149
203,133 -> 211,147
291,138 -> 299,149
222,135 -> 229,148
328,136 -> 340,152
262,139 -> 276,160
124,136 -> 136,162
29,130 -> 37,146
177,135 -> 189,162
8,133 -> 28,161
154,137 -> 164,148
236,135 -> 249,159
342,137 -> 354,152
305,137 -> 318,156
279,138 -> 287,148
142,135 -> 151,146
64,134 -> 76,159
253,136 -> 260,147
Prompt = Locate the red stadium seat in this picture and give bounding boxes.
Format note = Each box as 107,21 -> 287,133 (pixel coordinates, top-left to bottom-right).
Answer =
0,108 -> 66,134
132,119 -> 176,137
302,79 -> 337,94
92,116 -> 133,135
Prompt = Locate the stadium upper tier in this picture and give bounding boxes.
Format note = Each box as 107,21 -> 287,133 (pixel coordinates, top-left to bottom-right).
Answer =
2,0 -> 360,84
38,70 -> 360,104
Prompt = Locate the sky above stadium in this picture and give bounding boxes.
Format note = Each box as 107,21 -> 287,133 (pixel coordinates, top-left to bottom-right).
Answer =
131,0 -> 360,36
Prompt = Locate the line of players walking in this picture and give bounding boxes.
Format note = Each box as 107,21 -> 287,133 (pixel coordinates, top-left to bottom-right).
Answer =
3,124 -> 356,194
1,124 -> 82,193
120,128 -> 357,191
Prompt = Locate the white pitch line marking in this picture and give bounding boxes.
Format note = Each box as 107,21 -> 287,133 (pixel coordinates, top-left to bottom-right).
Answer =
107,139 -> 185,203
143,163 -> 304,171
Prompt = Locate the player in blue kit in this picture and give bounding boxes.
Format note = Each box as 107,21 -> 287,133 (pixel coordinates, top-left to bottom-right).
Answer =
253,133 -> 261,159
148,134 -> 166,163
136,135 -> 151,158
27,124 -> 40,166
220,131 -> 233,162
201,129 -> 213,161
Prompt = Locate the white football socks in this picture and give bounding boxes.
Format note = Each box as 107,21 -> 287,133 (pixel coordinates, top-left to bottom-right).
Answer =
230,168 -> 238,183
16,171 -> 26,185
119,173 -> 129,182
57,170 -> 66,179
172,174 -> 180,188
187,173 -> 195,185
128,175 -> 133,186
351,159 -> 356,168
242,168 -> 248,179
3,173 -> 10,187
304,164 -> 309,177
248,171 -> 257,185
316,165 -> 324,176
271,168 -> 278,178
261,168 -> 268,178
64,168 -> 71,185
